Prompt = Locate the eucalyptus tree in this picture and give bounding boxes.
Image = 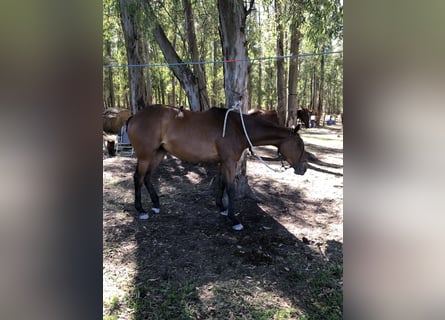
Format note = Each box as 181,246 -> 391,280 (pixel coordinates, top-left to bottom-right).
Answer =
103,0 -> 116,109
304,0 -> 343,123
104,0 -> 129,109
142,0 -> 210,111
182,0 -> 210,110
217,0 -> 255,112
286,1 -> 306,128
118,0 -> 150,114
275,0 -> 286,126
217,0 -> 257,197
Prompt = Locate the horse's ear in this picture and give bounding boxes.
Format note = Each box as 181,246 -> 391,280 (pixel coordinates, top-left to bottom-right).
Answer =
294,124 -> 301,133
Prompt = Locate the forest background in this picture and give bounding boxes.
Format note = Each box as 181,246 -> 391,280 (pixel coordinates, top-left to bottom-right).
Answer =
103,0 -> 343,126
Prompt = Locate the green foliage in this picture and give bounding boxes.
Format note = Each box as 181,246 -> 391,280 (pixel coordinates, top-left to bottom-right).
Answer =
103,0 -> 342,112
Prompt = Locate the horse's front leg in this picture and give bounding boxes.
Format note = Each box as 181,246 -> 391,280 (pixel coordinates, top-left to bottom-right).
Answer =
216,172 -> 228,215
226,182 -> 243,231
220,162 -> 243,231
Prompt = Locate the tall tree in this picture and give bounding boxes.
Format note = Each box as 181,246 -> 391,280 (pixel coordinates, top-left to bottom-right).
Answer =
275,0 -> 286,126
217,0 -> 254,112
182,0 -> 210,111
317,50 -> 325,125
287,19 -> 301,127
118,0 -> 149,114
143,0 -> 210,111
305,0 -> 343,125
104,40 -> 116,109
142,41 -> 153,105
217,0 -> 255,198
211,40 -> 219,107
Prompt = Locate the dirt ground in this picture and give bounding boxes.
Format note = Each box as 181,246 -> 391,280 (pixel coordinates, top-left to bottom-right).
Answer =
103,124 -> 343,319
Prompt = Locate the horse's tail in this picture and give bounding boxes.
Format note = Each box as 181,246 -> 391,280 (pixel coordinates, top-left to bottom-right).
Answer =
125,115 -> 134,132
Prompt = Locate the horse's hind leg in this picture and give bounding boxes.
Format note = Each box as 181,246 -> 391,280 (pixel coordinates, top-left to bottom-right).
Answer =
134,160 -> 150,219
143,149 -> 167,214
215,171 -> 227,215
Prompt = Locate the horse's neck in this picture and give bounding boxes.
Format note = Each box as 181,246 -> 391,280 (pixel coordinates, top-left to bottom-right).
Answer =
245,119 -> 289,147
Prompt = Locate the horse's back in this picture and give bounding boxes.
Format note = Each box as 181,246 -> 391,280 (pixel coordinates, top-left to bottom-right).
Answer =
127,105 -> 233,162
247,108 -> 279,125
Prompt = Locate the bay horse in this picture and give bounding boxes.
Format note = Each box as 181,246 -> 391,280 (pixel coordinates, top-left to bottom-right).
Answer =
127,104 -> 307,231
248,108 -> 311,128
247,109 -> 279,125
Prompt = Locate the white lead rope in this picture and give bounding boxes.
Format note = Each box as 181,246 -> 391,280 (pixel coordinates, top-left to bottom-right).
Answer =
222,101 -> 284,173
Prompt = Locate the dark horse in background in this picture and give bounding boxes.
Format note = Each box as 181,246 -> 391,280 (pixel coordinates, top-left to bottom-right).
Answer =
248,108 -> 311,129
247,109 -> 280,125
127,104 -> 307,231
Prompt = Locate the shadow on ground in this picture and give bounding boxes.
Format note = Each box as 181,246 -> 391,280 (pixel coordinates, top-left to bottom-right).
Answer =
104,154 -> 343,319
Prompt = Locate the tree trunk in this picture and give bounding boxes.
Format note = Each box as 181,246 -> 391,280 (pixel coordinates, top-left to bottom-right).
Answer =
151,24 -> 199,111
302,67 -> 307,108
217,0 -> 255,199
287,22 -> 300,128
143,42 -> 153,105
257,60 -> 262,109
143,1 -> 209,112
317,52 -> 325,126
105,40 -> 116,109
118,0 -> 148,115
217,0 -> 251,111
311,65 -> 320,125
275,0 -> 286,126
183,0 -> 210,111
211,40 -> 219,107
170,75 -> 176,105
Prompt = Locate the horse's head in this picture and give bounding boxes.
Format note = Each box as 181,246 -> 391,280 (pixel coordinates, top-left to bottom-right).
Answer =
297,108 -> 310,128
278,125 -> 307,175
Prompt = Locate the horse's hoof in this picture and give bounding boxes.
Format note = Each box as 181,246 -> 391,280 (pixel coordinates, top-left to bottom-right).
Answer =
219,210 -> 228,216
232,224 -> 244,231
151,208 -> 160,214
139,213 -> 149,220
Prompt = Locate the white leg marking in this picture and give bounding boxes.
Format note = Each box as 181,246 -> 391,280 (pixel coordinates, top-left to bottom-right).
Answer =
151,208 -> 160,214
139,213 -> 149,220
220,210 -> 228,216
232,224 -> 244,231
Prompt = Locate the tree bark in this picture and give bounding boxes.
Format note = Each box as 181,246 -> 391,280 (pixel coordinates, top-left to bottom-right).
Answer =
211,40 -> 219,107
143,0 -> 209,112
217,0 -> 255,199
104,40 -> 115,109
152,24 -> 202,111
183,0 -> 210,111
317,52 -> 325,126
118,0 -> 149,115
287,21 -> 300,128
143,42 -> 153,105
275,0 -> 286,126
217,0 -> 252,111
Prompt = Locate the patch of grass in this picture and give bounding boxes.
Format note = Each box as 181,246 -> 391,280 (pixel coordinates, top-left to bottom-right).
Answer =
104,295 -> 121,317
305,263 -> 343,319
126,281 -> 200,320
110,258 -> 342,319
210,281 -> 301,320
273,307 -> 301,319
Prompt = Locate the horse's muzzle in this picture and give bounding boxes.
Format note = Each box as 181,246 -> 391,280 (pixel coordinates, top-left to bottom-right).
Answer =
293,162 -> 307,175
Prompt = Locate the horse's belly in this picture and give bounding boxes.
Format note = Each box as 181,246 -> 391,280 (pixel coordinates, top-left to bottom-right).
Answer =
163,142 -> 219,163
